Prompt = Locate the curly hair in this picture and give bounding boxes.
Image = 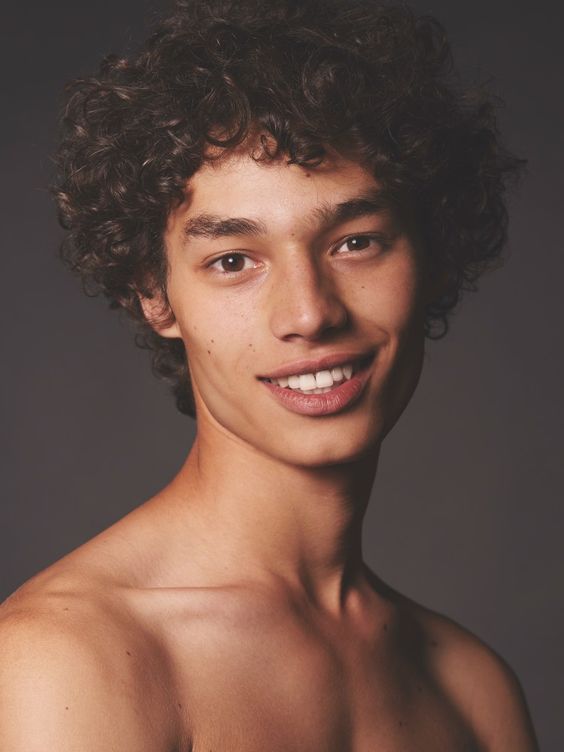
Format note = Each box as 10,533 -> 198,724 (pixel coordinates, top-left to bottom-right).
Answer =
54,0 -> 525,418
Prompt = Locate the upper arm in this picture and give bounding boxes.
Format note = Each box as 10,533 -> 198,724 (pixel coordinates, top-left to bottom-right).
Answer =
466,648 -> 539,752
0,608 -> 168,752
413,603 -> 539,752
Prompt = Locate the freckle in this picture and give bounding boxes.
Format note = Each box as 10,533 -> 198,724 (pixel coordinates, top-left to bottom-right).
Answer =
207,350 -> 211,354
63,607 -> 69,611
126,650 -> 131,656
361,285 -> 365,289
65,706 -> 69,710
211,339 -> 214,343
399,720 -> 404,727
383,623 -> 388,631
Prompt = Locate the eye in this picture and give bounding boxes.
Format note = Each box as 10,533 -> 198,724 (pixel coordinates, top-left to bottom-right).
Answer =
208,253 -> 256,274
334,234 -> 387,254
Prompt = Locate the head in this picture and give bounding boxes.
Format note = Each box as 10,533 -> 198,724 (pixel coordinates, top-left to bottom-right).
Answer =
55,0 -> 524,423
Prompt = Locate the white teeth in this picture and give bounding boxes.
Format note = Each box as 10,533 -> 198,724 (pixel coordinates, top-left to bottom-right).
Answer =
315,370 -> 333,388
269,361 -> 357,391
299,373 -> 317,391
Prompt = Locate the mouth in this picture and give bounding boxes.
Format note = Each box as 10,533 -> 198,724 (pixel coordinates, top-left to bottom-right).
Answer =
258,352 -> 375,395
258,352 -> 375,417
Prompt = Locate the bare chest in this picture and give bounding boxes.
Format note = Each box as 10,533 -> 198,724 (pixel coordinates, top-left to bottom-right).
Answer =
183,687 -> 480,752
167,624 -> 480,752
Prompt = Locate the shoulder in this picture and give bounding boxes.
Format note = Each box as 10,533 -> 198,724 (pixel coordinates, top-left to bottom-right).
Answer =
0,574 -> 178,751
397,593 -> 539,751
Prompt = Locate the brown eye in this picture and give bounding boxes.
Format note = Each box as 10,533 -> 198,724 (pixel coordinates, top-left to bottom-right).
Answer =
221,254 -> 245,272
345,236 -> 371,251
209,252 -> 254,274
334,235 -> 386,255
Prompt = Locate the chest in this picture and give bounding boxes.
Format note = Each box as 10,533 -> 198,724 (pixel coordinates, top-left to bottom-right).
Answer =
184,690 -> 479,752
169,625 -> 480,752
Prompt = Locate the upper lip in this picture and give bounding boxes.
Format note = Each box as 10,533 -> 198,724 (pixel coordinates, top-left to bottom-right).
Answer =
258,350 -> 376,380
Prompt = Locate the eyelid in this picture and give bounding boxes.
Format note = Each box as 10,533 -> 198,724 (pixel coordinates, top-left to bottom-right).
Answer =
333,232 -> 390,253
205,232 -> 389,275
207,251 -> 258,275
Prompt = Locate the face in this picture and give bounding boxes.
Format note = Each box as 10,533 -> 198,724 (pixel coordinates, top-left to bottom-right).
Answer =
146,147 -> 433,467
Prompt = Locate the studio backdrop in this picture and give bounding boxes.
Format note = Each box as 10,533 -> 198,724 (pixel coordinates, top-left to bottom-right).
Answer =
1,1 -> 563,749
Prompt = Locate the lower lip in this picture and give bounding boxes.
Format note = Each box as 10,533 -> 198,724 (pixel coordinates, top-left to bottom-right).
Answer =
260,360 -> 373,417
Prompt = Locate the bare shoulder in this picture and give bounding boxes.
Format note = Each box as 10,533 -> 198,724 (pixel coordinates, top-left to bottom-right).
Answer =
0,572 -> 179,752
396,592 -> 539,751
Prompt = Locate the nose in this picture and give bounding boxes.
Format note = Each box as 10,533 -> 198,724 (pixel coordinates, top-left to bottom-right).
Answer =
268,252 -> 349,341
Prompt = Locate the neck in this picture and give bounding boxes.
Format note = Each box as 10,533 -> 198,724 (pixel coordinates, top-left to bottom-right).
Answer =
161,414 -> 380,614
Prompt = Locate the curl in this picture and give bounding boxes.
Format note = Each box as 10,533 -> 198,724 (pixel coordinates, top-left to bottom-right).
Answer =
54,0 -> 525,417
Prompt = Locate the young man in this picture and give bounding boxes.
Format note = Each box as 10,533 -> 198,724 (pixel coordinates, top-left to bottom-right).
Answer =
0,0 -> 538,749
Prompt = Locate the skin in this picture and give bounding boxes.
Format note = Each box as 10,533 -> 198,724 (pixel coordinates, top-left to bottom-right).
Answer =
0,146 -> 538,751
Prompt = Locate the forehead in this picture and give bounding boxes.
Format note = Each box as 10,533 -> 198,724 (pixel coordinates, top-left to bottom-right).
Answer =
168,150 -> 385,236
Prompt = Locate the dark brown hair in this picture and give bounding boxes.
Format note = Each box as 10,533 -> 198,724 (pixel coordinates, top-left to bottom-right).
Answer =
54,0 -> 525,418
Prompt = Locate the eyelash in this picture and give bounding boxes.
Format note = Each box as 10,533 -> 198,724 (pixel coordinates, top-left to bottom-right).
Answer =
206,234 -> 389,276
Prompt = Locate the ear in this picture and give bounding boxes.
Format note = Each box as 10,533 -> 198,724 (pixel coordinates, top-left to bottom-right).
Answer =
137,290 -> 182,339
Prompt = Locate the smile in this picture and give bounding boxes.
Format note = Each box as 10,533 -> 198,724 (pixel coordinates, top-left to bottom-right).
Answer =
262,361 -> 357,394
258,353 -> 375,416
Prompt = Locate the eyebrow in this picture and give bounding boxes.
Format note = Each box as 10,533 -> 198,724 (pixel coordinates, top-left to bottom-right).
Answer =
181,188 -> 391,242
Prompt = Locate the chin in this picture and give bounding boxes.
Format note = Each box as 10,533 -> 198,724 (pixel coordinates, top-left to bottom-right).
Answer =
296,444 -> 379,469
261,415 -> 384,469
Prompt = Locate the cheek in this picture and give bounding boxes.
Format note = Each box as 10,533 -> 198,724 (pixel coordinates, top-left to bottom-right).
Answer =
169,281 -> 260,386
350,255 -> 423,334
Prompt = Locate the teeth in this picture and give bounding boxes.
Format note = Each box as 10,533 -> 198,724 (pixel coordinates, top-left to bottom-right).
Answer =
315,370 -> 333,388
269,361 -> 356,391
299,373 -> 317,391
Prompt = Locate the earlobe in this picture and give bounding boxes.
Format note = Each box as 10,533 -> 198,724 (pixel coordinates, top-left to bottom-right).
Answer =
138,292 -> 182,339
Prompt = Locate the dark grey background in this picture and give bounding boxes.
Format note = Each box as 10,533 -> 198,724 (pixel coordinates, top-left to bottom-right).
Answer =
1,0 -> 563,748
